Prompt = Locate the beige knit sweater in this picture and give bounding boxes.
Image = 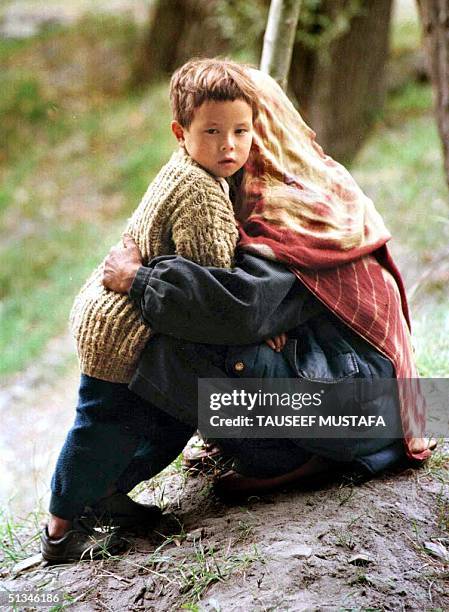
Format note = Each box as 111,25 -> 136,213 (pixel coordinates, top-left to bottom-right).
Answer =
70,149 -> 238,383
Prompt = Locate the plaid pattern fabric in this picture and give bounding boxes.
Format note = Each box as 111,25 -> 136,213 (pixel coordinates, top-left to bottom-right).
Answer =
237,69 -> 429,461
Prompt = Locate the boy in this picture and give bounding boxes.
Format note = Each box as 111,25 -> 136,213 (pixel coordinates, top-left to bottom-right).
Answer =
41,58 -> 258,562
70,58 -> 257,384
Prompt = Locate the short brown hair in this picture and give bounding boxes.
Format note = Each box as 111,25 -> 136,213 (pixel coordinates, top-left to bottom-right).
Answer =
170,58 -> 258,128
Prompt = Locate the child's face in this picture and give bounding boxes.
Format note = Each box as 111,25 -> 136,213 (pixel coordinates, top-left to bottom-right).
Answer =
172,99 -> 253,178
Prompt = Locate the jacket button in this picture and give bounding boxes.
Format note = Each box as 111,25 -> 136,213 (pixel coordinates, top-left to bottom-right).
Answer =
234,361 -> 245,372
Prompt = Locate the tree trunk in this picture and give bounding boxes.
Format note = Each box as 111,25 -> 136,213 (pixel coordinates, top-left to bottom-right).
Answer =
132,0 -> 229,86
260,0 -> 302,90
290,0 -> 393,163
416,0 -> 449,194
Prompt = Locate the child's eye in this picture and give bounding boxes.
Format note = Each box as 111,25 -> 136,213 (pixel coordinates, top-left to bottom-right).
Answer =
205,128 -> 219,134
236,128 -> 248,134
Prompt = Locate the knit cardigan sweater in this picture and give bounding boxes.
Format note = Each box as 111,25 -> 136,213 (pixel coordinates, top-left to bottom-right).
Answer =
70,149 -> 238,383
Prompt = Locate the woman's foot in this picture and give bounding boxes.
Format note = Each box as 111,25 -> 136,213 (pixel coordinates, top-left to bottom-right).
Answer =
213,455 -> 333,500
182,442 -> 222,467
182,436 -> 229,473
409,437 -> 438,454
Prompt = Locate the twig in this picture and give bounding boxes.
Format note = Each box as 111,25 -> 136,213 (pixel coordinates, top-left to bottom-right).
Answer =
98,569 -> 132,584
96,599 -> 113,611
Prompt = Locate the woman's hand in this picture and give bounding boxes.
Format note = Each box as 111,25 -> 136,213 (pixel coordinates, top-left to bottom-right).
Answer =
102,234 -> 143,294
265,332 -> 288,352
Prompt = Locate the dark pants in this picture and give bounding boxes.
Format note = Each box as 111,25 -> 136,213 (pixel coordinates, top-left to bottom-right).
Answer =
50,375 -> 314,519
50,375 -> 194,519
50,335 -> 405,519
131,334 -> 405,470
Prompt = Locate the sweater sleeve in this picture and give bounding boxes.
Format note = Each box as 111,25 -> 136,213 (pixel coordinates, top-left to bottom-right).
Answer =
171,179 -> 238,268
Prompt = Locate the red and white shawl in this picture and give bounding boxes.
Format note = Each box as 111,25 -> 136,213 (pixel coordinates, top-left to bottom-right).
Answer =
237,68 -> 430,461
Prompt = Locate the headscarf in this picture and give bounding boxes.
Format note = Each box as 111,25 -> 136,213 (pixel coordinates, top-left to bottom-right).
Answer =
237,68 -> 429,461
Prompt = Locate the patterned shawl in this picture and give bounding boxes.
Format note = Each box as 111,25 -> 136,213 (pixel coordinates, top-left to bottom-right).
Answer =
236,68 -> 429,461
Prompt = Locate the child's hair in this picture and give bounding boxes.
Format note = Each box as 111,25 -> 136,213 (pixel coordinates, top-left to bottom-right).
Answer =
170,58 -> 259,128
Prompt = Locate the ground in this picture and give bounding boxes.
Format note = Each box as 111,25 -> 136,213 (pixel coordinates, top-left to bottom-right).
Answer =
1,438 -> 448,610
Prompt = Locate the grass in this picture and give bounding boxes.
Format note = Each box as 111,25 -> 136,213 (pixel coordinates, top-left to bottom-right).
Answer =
412,303 -> 449,377
352,85 -> 448,256
130,529 -> 263,605
0,14 -> 173,376
234,517 -> 256,544
178,541 -> 263,604
0,507 -> 44,569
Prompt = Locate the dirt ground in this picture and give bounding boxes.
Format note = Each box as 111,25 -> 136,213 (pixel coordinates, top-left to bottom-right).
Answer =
1,342 -> 448,611
2,469 -> 449,611
1,424 -> 448,610
0,310 -> 447,612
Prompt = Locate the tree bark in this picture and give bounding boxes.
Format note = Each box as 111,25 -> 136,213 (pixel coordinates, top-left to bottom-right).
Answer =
416,0 -> 449,194
290,0 -> 393,163
132,0 -> 229,86
260,0 -> 302,90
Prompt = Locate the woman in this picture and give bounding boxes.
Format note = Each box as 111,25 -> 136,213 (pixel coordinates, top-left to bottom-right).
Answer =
104,67 -> 434,497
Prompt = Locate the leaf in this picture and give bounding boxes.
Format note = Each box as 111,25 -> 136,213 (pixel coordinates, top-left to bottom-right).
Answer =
423,540 -> 449,562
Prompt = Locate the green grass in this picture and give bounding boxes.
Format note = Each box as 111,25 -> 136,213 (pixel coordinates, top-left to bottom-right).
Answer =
0,15 -> 173,376
387,80 -> 434,116
390,12 -> 422,55
0,222 -> 118,373
412,303 -> 449,377
0,507 -> 44,568
352,93 -> 447,254
177,541 -> 262,604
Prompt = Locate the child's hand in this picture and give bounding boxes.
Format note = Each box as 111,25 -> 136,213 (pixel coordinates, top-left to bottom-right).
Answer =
265,332 -> 288,352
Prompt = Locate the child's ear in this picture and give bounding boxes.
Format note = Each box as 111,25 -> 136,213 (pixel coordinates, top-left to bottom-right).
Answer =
171,121 -> 185,144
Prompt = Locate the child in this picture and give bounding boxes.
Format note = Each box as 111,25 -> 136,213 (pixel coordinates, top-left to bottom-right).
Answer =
42,58 -> 259,561
70,58 -> 258,384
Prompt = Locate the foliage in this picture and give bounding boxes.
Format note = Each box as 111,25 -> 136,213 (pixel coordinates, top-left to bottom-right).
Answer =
387,80 -> 433,115
295,0 -> 367,50
212,0 -> 369,58
0,15 -> 173,376
213,0 -> 269,61
0,72 -> 55,161
0,14 -> 140,163
0,507 -> 44,569
353,82 -> 447,254
413,304 -> 449,377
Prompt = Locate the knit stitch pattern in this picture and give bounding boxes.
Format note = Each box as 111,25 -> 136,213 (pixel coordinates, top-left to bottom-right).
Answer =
70,149 -> 238,383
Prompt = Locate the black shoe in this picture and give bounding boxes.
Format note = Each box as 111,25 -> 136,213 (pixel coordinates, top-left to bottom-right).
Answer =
83,493 -> 162,530
41,518 -> 125,563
